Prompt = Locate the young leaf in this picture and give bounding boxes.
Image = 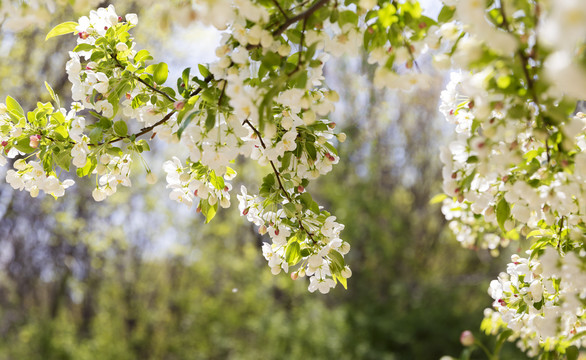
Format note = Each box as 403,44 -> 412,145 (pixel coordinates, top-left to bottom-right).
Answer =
134,49 -> 153,64
153,62 -> 169,85
200,200 -> 218,223
113,120 -> 128,137
6,96 -> 24,117
198,64 -> 211,78
429,193 -> 448,205
46,22 -> 78,40
285,241 -> 302,265
44,82 -> 60,107
496,198 -> 511,232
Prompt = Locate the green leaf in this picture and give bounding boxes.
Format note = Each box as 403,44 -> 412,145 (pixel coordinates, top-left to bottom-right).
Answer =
55,150 -> 72,172
280,152 -> 292,172
335,274 -> 348,290
429,193 -> 448,205
437,5 -> 456,22
205,109 -> 216,131
134,49 -> 153,63
209,170 -> 225,191
73,43 -> 95,52
14,136 -> 35,153
282,203 -> 297,218
45,21 -> 78,40
285,241 -> 302,265
339,10 -> 359,27
6,96 -> 24,117
153,62 -> 169,85
299,192 -> 313,209
328,250 -> 345,272
496,198 -> 511,232
566,346 -> 579,360
200,200 -> 218,223
76,157 -> 96,177
89,127 -> 103,144
198,64 -> 211,78
113,120 -> 128,137
305,142 -> 317,160
44,82 -> 60,107
177,110 -> 201,139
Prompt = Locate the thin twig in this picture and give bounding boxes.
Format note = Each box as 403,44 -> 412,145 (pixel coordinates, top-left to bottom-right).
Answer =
110,52 -> 177,103
105,110 -> 177,145
273,0 -> 330,38
271,0 -> 289,20
248,0 -> 330,51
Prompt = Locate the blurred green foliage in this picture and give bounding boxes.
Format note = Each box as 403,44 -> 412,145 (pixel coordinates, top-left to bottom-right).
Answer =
0,2 -> 529,360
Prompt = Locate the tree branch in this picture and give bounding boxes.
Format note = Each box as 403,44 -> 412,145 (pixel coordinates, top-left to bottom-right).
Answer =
273,0 -> 330,38
106,110 -> 177,145
271,0 -> 289,20
110,52 -> 177,103
243,119 -> 316,242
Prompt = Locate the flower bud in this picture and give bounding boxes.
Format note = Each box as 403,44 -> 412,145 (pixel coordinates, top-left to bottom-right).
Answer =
29,134 -> 41,148
115,42 -> 128,52
14,159 -> 27,170
174,101 -> 185,110
337,133 -> 347,142
30,186 -> 39,198
146,172 -> 157,184
326,90 -> 339,102
278,44 -> 291,57
297,186 -> 304,193
341,266 -> 352,278
460,330 -> 475,347
290,272 -> 299,280
99,154 -> 111,164
179,173 -> 191,183
303,110 -> 316,125
259,225 -> 267,235
242,208 -> 249,216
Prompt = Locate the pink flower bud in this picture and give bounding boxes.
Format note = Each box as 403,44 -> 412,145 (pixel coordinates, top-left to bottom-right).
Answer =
174,101 -> 185,110
297,186 -> 304,193
242,208 -> 249,216
118,16 -> 123,22
460,331 -> 475,347
29,135 -> 41,148
290,272 -> 298,280
79,32 -> 89,39
196,206 -> 201,213
328,122 -> 336,129
223,186 -> 229,192
1,141 -> 7,147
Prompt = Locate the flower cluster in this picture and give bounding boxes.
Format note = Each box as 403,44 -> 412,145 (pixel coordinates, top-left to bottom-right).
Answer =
5,0 -> 586,353
436,0 -> 586,355
485,249 -> 586,356
0,2 -> 359,294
